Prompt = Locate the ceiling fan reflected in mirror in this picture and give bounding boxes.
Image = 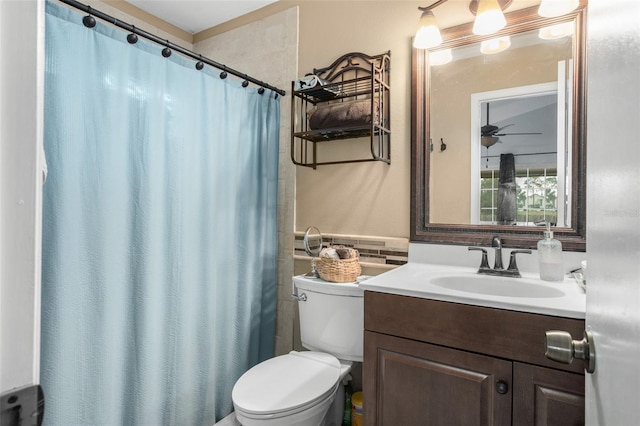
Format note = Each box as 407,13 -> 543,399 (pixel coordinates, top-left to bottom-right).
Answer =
480,102 -> 542,167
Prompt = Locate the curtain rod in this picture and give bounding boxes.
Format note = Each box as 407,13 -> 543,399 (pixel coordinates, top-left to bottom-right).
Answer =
58,0 -> 286,97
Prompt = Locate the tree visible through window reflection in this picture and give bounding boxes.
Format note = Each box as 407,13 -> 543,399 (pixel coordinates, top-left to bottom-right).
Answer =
480,169 -> 557,225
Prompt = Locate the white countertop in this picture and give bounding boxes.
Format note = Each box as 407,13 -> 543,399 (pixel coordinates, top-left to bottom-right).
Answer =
358,263 -> 586,319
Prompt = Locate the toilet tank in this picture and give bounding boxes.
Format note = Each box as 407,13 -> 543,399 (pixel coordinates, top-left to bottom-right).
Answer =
293,275 -> 364,362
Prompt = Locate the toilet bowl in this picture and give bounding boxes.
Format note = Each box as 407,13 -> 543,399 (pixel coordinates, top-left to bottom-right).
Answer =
232,351 -> 351,426
231,275 -> 364,426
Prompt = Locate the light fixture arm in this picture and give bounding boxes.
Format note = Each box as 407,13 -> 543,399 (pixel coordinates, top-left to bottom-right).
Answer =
418,0 -> 448,12
468,0 -> 512,15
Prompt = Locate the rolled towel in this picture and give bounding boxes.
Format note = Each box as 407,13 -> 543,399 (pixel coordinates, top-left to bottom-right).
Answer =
319,248 -> 340,259
334,246 -> 352,259
307,99 -> 379,130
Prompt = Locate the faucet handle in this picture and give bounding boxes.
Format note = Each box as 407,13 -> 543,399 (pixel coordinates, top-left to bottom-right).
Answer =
507,250 -> 532,275
468,247 -> 490,271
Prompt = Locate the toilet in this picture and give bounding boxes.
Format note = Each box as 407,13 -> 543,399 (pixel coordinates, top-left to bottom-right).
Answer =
231,274 -> 364,426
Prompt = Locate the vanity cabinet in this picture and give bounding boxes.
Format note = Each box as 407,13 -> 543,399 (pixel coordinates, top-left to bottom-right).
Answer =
363,291 -> 585,426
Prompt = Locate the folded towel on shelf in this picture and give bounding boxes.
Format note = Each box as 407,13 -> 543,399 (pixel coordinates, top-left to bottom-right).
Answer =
307,99 -> 379,130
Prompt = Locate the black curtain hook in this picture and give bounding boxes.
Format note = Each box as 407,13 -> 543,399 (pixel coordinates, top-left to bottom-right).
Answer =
83,7 -> 96,28
196,55 -> 204,70
161,40 -> 171,58
242,81 -> 249,88
220,66 -> 227,79
274,93 -> 279,99
127,26 -> 138,44
258,87 -> 265,95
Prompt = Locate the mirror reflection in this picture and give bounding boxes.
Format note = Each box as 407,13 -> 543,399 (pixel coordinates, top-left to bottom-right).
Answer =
428,26 -> 574,227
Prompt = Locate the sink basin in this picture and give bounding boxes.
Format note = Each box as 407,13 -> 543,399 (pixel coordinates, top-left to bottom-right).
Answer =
431,275 -> 565,298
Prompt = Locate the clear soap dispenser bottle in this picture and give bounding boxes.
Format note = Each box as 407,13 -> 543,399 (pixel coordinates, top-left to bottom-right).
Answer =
538,222 -> 564,282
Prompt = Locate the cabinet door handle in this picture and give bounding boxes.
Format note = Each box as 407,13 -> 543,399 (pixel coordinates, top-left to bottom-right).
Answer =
495,380 -> 509,394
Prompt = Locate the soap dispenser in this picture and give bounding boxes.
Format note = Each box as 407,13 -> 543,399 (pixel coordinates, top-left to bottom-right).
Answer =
537,222 -> 564,282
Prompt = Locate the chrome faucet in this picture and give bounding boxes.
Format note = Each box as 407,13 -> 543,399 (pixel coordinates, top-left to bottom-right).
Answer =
491,235 -> 503,270
468,235 -> 532,277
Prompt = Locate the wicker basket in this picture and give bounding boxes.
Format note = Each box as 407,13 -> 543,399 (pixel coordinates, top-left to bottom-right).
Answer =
314,249 -> 361,283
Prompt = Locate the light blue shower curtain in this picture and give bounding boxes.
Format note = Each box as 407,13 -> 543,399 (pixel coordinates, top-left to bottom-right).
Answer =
41,3 -> 280,425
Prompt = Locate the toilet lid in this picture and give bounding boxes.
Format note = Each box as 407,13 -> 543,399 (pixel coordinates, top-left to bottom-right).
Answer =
232,351 -> 340,416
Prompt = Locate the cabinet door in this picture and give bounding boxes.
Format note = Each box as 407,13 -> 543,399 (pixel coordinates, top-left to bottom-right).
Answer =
513,362 -> 584,426
364,331 -> 512,426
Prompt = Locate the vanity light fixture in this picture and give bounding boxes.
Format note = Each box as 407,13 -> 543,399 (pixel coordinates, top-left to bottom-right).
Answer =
538,0 -> 579,18
413,2 -> 445,49
429,48 -> 453,65
480,36 -> 511,54
472,0 -> 507,35
538,21 -> 575,39
414,0 -> 514,50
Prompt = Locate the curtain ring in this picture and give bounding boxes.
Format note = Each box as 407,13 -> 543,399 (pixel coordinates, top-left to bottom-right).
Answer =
258,87 -> 265,95
196,55 -> 204,70
127,26 -> 138,44
162,40 -> 171,58
220,66 -> 227,79
83,6 -> 96,28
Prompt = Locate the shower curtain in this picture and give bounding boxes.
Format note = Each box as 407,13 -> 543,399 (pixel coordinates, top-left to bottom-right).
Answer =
41,3 -> 280,425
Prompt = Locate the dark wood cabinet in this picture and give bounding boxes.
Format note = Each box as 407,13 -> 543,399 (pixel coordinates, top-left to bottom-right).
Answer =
363,291 -> 585,426
367,331 -> 512,426
513,362 -> 585,426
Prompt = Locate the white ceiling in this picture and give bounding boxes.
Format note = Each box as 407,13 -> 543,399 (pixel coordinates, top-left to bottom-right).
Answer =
124,0 -> 541,36
126,0 -> 279,34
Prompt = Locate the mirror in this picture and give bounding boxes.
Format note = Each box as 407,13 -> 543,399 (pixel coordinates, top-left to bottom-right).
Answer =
303,226 -> 323,277
411,3 -> 586,250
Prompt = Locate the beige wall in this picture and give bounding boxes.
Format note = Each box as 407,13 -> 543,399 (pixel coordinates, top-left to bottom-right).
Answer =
430,41 -> 573,224
294,1 -> 422,239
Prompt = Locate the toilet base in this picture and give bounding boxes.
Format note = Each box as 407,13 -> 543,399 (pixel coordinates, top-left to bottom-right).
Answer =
235,384 -> 336,426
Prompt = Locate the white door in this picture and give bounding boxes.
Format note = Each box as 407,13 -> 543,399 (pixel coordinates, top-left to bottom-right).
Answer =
585,1 -> 640,425
0,0 -> 44,396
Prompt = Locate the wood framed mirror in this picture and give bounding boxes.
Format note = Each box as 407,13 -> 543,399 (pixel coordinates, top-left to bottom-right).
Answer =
411,1 -> 587,251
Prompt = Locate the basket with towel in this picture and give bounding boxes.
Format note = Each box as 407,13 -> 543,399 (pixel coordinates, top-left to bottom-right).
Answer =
314,246 -> 361,283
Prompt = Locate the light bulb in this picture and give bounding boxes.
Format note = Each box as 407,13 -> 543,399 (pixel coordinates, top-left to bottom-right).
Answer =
473,0 -> 507,35
480,36 -> 511,54
413,10 -> 443,49
538,21 -> 575,39
429,49 -> 452,65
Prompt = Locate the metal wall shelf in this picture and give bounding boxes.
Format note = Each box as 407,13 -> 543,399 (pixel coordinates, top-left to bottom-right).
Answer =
291,52 -> 391,169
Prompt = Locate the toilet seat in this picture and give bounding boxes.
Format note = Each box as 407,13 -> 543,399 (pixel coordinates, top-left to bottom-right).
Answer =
232,351 -> 341,420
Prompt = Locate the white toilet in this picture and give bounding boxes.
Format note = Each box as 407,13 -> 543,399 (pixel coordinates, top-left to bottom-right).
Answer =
231,274 -> 364,426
